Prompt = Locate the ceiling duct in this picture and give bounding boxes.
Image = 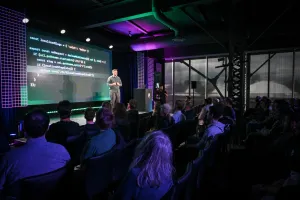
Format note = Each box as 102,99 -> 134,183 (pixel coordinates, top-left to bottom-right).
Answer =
152,0 -> 180,38
91,0 -> 128,7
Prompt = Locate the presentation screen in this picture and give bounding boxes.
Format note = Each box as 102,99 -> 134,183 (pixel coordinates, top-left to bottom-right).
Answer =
27,31 -> 112,105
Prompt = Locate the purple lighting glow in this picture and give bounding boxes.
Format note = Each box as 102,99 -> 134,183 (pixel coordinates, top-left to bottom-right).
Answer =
131,43 -> 163,51
106,22 -> 143,35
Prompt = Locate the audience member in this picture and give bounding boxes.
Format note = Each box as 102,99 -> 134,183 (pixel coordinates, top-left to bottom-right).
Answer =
0,109 -> 70,194
127,99 -> 139,124
198,97 -> 213,125
224,97 -> 236,121
0,133 -> 10,155
113,131 -> 174,200
183,102 -> 196,120
46,100 -> 80,146
185,96 -> 191,105
114,103 -> 129,126
82,107 -> 99,139
193,104 -> 225,150
156,104 -> 174,129
102,101 -> 112,111
172,100 -> 186,124
82,108 -> 116,161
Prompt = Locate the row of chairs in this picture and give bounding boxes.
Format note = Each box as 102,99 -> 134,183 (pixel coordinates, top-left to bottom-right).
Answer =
2,139 -> 140,200
162,132 -> 230,200
162,119 -> 198,149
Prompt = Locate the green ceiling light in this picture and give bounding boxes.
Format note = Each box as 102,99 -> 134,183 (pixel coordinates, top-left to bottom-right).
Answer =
47,106 -> 101,114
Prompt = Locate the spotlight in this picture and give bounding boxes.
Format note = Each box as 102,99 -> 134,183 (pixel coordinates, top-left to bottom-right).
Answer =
109,45 -> 113,49
22,18 -> 29,24
86,38 -> 91,42
60,29 -> 66,34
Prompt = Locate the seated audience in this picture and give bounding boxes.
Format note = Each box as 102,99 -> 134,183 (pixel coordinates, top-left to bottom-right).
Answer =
114,103 -> 130,126
127,99 -> 139,124
127,99 -> 139,139
224,97 -> 236,121
198,97 -> 213,125
183,102 -> 196,120
149,101 -> 161,130
252,121 -> 300,199
0,109 -> 70,194
156,104 -> 174,129
102,101 -> 112,111
46,100 -> 80,146
185,96 -> 191,105
82,107 -> 99,139
0,133 -> 9,155
114,103 -> 130,140
172,100 -> 186,124
113,131 -> 174,200
82,108 -> 116,161
193,104 -> 225,150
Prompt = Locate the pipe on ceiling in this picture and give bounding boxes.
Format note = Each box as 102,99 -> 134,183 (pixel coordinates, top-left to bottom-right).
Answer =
152,0 -> 180,37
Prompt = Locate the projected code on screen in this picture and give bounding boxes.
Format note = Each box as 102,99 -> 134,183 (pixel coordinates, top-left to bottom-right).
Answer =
27,36 -> 108,79
26,31 -> 111,105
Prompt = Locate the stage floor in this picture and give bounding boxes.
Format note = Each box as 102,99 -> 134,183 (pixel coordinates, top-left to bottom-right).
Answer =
50,111 -> 149,126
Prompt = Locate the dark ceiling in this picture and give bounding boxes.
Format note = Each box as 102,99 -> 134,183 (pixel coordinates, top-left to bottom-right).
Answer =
1,0 -> 299,53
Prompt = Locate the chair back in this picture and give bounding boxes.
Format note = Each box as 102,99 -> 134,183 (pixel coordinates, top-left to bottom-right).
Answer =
173,162 -> 193,200
114,139 -> 141,181
19,165 -> 69,200
84,149 -> 119,199
189,156 -> 205,199
66,134 -> 86,166
162,123 -> 181,149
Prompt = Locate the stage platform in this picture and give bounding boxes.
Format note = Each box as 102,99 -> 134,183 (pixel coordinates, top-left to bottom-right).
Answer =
50,111 -> 150,126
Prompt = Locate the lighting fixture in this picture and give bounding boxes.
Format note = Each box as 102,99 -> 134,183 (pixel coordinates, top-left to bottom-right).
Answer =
60,29 -> 66,34
109,45 -> 113,49
86,38 -> 91,42
22,18 -> 29,24
172,36 -> 186,42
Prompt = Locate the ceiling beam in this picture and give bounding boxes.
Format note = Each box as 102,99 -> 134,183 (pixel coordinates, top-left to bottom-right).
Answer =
83,12 -> 153,29
82,0 -> 224,29
126,20 -> 148,34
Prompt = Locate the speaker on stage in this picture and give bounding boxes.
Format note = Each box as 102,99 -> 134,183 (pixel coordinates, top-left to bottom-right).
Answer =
191,81 -> 197,89
133,88 -> 153,112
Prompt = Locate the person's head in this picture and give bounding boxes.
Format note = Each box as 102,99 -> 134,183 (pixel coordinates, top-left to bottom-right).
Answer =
102,101 -> 111,110
84,107 -> 95,122
185,96 -> 191,102
96,108 -> 114,129
213,98 -> 220,105
112,69 -> 118,76
224,97 -> 233,107
207,104 -> 224,121
57,100 -> 72,120
185,102 -> 192,111
206,97 -> 212,105
174,100 -> 184,111
161,103 -> 172,116
128,99 -> 137,110
130,131 -> 174,187
24,108 -> 50,138
113,103 -> 127,119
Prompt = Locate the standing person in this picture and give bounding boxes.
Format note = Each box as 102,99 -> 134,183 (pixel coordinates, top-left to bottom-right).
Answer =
107,69 -> 122,110
156,84 -> 168,104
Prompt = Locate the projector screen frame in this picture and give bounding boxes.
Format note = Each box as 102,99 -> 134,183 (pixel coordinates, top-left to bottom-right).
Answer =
26,28 -> 113,106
